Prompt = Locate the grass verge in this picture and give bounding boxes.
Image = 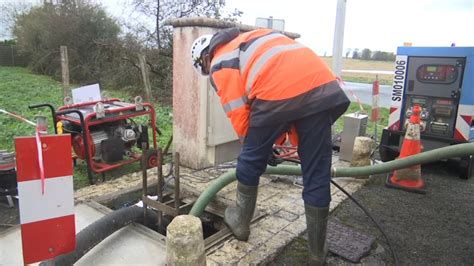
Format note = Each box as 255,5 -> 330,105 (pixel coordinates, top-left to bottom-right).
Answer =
0,67 -> 172,189
334,102 -> 389,142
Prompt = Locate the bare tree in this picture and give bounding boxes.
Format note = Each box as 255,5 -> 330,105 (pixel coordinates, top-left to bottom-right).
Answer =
131,0 -> 241,49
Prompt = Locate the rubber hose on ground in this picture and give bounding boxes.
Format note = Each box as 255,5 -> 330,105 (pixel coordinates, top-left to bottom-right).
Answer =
48,206 -> 146,266
189,142 -> 474,217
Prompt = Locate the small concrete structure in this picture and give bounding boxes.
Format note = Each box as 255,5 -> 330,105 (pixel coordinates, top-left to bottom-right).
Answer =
166,215 -> 206,266
340,112 -> 368,162
350,136 -> 375,178
167,17 -> 300,169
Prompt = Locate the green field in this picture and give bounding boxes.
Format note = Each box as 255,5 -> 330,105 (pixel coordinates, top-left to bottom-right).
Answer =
0,67 -> 172,189
321,57 -> 394,85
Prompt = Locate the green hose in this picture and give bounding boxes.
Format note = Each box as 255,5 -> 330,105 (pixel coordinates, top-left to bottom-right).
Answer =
188,142 -> 474,217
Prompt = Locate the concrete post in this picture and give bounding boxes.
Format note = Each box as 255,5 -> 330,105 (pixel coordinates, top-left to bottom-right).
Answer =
350,136 -> 374,178
166,215 -> 206,266
166,18 -> 300,169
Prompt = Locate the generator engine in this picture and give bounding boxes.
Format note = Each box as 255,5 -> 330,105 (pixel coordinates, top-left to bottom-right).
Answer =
29,98 -> 158,184
70,120 -> 146,164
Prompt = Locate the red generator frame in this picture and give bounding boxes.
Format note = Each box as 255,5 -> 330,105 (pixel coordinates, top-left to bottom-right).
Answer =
29,98 -> 158,184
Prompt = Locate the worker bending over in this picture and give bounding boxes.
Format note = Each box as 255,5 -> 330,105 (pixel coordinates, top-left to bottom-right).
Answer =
191,27 -> 350,265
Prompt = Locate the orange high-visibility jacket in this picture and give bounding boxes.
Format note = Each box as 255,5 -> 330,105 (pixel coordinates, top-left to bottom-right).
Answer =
208,28 -> 349,142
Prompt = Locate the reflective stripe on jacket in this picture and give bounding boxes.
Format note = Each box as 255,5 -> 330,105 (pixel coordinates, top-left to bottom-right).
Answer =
209,28 -> 349,141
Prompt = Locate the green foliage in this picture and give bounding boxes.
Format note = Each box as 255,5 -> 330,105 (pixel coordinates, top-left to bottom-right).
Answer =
123,0 -> 242,103
372,51 -> 396,61
0,66 -> 173,189
13,0 -> 120,84
352,48 -> 395,62
361,48 -> 372,60
352,48 -> 360,59
2,40 -> 17,45
0,67 -> 63,147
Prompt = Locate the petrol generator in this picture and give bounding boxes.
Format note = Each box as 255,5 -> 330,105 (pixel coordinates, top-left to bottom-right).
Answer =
30,97 -> 158,184
380,46 -> 474,179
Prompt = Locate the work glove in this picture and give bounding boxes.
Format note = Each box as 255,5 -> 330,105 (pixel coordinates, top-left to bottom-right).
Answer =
267,149 -> 284,166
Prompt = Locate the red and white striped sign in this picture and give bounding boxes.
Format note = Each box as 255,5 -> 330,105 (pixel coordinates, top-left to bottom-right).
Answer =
454,104 -> 474,141
371,78 -> 380,122
15,134 -> 75,264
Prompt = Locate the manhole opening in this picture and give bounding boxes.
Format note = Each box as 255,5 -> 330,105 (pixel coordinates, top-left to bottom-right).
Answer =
96,186 -> 226,242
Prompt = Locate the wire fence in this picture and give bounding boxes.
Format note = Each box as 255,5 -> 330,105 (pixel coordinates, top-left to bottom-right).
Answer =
0,45 -> 29,67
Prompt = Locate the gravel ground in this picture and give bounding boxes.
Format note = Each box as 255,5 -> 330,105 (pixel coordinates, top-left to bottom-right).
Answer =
273,161 -> 474,265
0,196 -> 18,233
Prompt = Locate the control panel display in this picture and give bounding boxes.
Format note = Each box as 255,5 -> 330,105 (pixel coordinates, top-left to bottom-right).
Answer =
412,97 -> 427,106
416,64 -> 458,84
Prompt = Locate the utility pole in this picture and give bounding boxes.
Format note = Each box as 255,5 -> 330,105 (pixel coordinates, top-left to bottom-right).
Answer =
332,0 -> 347,77
138,53 -> 152,102
60,45 -> 70,98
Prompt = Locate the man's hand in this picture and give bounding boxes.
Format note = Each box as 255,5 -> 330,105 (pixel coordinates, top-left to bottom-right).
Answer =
267,149 -> 284,166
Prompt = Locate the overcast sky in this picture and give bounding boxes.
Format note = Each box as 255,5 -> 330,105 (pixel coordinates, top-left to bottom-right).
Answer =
2,0 -> 473,55
224,0 -> 474,54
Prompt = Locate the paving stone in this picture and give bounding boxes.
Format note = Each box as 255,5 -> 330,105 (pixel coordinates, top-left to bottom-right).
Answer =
331,190 -> 348,205
207,249 -> 240,265
274,209 -> 299,222
329,201 -> 339,212
216,181 -> 237,196
265,181 -> 301,200
283,215 -> 307,236
216,179 -> 293,203
333,178 -> 350,189
220,239 -> 255,259
238,243 -> 274,265
258,176 -> 273,186
257,192 -> 298,214
247,227 -> 274,247
330,184 -> 339,195
256,201 -> 278,214
238,230 -> 294,265
254,215 -> 292,234
268,229 -> 297,249
254,184 -> 281,202
280,197 -> 305,215
206,258 -> 220,266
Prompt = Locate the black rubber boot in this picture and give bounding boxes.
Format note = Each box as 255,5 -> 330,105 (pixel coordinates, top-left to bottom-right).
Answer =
305,204 -> 329,266
224,182 -> 258,241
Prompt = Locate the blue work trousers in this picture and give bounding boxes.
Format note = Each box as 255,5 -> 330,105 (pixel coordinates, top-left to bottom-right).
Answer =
236,111 -> 333,208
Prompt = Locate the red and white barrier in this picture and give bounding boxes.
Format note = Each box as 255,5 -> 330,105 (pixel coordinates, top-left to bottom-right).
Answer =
371,77 -> 380,122
337,76 -> 365,112
15,134 -> 75,264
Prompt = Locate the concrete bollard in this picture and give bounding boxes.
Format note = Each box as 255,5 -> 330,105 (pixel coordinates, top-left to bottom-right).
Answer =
350,136 -> 375,179
166,215 -> 206,266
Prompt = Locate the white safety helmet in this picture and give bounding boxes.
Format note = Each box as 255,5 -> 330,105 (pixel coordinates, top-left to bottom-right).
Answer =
191,34 -> 213,76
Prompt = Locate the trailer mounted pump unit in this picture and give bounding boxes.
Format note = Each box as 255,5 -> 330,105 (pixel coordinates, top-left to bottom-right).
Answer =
380,46 -> 474,179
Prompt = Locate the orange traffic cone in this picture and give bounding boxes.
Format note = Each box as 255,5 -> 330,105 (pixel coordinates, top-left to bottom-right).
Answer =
386,105 -> 426,194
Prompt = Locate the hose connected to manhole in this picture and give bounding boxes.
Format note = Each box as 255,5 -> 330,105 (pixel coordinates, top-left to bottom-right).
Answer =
189,142 -> 474,216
